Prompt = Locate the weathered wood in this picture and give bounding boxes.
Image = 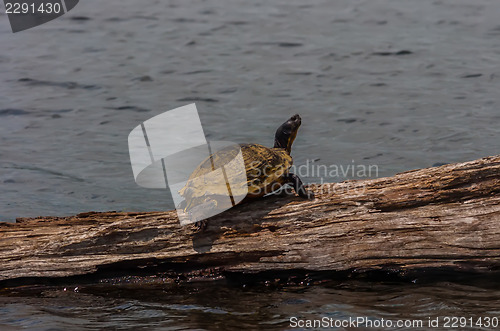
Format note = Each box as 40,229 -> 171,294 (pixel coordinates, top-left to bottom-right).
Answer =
1,155 -> 500,285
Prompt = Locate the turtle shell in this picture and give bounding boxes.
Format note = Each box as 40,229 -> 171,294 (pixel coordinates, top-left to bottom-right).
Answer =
179,143 -> 292,204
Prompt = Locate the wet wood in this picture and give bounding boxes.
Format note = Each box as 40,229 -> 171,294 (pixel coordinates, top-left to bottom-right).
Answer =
1,155 -> 499,285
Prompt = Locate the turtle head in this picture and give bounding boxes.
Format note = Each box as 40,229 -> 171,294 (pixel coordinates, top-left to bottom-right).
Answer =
274,114 -> 301,154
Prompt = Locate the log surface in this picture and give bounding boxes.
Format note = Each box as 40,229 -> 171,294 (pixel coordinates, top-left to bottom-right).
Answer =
1,155 -> 500,284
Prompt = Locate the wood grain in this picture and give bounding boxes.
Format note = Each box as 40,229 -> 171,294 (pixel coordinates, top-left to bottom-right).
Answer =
1,155 -> 499,285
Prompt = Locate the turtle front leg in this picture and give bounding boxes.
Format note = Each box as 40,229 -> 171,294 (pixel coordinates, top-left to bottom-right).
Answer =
285,173 -> 315,199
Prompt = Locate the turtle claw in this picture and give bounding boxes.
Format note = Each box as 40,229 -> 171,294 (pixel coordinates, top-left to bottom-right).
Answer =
299,188 -> 315,199
192,220 -> 207,232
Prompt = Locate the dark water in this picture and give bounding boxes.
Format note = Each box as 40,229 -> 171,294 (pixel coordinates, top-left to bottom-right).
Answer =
1,0 -> 500,329
1,279 -> 500,331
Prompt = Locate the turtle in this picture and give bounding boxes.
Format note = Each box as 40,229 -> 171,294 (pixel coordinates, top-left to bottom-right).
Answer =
179,114 -> 314,230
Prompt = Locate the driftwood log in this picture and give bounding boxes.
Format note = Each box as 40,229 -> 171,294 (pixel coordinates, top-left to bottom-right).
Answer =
1,155 -> 499,286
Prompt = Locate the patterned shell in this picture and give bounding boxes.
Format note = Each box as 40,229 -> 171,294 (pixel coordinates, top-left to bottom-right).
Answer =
179,143 -> 292,200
